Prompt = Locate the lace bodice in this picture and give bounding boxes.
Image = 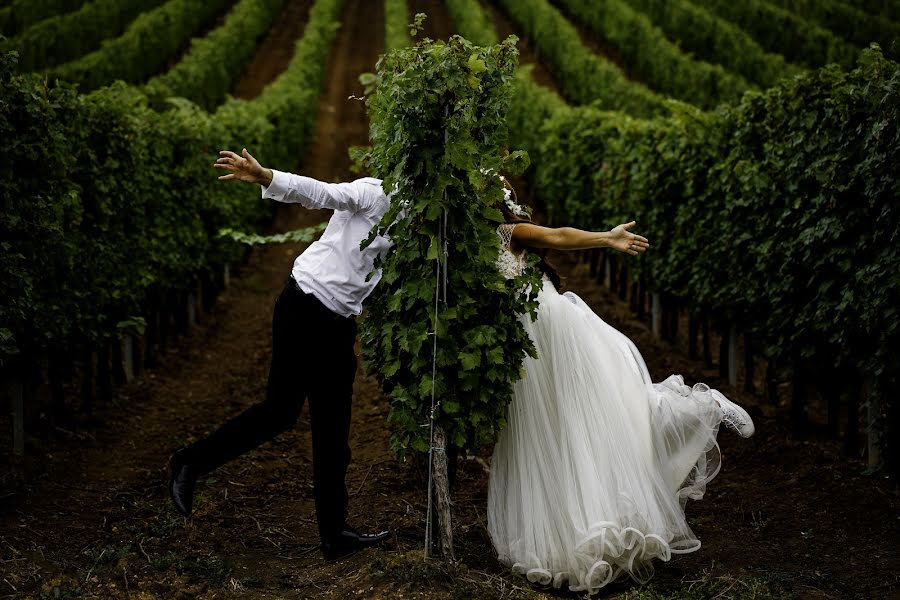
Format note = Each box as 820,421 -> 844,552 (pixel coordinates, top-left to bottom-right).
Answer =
496,223 -> 527,279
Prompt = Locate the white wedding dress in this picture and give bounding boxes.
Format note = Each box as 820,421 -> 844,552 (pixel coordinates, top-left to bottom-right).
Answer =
487,223 -> 733,594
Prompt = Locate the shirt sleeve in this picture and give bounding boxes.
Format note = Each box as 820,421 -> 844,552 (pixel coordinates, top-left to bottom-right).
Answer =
259,169 -> 378,212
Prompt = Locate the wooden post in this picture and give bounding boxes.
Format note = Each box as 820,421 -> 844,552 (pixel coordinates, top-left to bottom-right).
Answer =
159,293 -> 172,351
603,255 -> 612,289
430,426 -> 454,560
201,271 -> 216,313
629,282 -> 639,313
791,357 -> 807,432
617,263 -> 628,300
636,280 -> 646,319
651,293 -> 661,338
111,338 -> 126,385
187,292 -> 197,330
823,369 -> 840,437
701,310 -> 712,368
49,353 -> 66,430
10,379 -> 24,456
146,310 -> 158,367
688,311 -> 699,360
864,375 -> 880,468
223,263 -> 231,289
133,334 -> 144,378
97,342 -> 112,405
727,325 -> 738,387
718,326 -> 729,380
589,248 -> 600,278
121,336 -> 135,382
173,290 -> 188,336
743,334 -> 755,394
660,296 -> 670,341
844,375 -> 860,456
145,298 -> 159,369
668,297 -> 679,343
765,358 -> 780,406
81,348 -> 94,415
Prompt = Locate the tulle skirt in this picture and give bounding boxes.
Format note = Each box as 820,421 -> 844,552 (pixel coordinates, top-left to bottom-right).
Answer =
487,279 -> 725,594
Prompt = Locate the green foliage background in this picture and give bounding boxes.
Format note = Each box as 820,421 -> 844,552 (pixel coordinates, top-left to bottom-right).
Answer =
0,0 -> 345,368
44,0 -> 234,93
0,0 -> 169,72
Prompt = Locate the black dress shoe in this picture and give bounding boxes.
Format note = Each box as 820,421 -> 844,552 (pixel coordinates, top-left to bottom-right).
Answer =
168,447 -> 198,517
320,526 -> 391,561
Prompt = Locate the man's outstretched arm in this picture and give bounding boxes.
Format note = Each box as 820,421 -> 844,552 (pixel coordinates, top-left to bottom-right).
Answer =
214,148 -> 273,186
214,148 -> 375,212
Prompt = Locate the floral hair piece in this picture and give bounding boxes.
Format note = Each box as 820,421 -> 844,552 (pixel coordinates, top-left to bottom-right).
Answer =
479,167 -> 531,219
500,176 -> 530,219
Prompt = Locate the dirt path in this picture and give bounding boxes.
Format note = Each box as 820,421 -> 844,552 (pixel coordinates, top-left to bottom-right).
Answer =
231,0 -> 316,100
1,2 -> 898,599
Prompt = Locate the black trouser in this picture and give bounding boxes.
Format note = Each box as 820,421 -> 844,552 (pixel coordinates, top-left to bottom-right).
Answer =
181,277 -> 358,542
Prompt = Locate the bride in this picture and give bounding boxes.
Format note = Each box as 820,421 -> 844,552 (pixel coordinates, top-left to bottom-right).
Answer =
487,179 -> 755,594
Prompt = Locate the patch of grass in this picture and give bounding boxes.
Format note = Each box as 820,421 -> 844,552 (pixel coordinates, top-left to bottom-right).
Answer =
239,576 -> 266,588
150,550 -> 179,572
85,543 -> 132,565
150,552 -> 231,585
39,575 -> 84,599
178,554 -> 231,585
129,497 -> 185,537
365,551 -> 544,599
621,566 -> 794,599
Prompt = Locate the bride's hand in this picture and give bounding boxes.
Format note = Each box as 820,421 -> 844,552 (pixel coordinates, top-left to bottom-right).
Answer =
608,221 -> 650,256
213,148 -> 268,184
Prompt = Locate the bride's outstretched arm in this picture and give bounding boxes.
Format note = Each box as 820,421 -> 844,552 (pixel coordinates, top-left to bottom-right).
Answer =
511,221 -> 650,256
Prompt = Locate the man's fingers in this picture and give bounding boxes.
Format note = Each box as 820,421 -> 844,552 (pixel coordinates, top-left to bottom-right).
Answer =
212,163 -> 234,170
219,150 -> 240,160
218,173 -> 235,181
633,234 -> 649,243
623,221 -> 636,229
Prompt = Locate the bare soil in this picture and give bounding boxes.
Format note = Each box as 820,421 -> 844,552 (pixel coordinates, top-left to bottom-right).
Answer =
231,0 -> 316,101
1,2 -> 898,600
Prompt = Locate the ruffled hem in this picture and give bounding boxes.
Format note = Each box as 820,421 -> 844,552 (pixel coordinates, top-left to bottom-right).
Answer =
501,518 -> 704,595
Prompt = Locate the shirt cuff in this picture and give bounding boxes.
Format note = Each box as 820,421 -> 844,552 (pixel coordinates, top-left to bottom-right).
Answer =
260,169 -> 289,202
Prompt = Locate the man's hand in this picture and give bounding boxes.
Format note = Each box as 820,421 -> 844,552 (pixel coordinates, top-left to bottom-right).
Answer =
213,148 -> 272,186
608,221 -> 650,256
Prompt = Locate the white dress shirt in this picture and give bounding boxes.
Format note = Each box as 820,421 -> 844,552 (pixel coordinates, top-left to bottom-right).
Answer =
259,169 -> 393,317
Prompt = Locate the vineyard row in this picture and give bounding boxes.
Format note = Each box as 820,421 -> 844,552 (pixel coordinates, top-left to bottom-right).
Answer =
449,0 -> 900,474
1,0 -> 348,453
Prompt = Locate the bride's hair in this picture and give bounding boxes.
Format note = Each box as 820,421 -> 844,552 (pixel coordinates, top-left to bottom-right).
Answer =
497,178 -> 562,290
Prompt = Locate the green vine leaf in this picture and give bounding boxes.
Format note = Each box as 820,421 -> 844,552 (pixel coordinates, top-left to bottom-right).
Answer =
218,223 -> 327,246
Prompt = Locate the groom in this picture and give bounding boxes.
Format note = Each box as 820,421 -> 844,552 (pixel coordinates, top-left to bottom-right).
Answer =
168,148 -> 393,560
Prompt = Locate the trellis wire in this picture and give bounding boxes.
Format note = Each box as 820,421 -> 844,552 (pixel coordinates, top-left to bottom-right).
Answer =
424,205 -> 448,558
